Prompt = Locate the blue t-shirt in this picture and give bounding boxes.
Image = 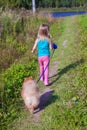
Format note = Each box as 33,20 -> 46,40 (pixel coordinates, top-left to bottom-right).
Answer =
37,38 -> 50,57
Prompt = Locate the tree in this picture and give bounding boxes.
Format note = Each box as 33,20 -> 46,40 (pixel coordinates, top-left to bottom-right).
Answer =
55,0 -> 59,8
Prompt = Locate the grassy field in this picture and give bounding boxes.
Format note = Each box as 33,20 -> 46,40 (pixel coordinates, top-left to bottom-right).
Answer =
1,13 -> 87,130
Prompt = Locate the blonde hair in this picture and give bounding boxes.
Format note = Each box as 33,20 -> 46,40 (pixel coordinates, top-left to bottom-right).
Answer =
39,24 -> 49,31
38,24 -> 49,37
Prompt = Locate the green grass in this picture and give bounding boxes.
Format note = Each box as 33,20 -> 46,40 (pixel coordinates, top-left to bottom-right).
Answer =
1,13 -> 87,130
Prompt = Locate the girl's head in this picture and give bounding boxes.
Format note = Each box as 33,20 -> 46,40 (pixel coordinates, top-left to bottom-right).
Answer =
38,24 -> 49,37
39,24 -> 49,31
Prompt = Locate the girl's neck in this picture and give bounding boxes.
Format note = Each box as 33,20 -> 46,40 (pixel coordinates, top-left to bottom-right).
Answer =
39,36 -> 47,40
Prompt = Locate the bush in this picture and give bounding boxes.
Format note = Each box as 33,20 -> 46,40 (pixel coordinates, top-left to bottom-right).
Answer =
1,58 -> 37,128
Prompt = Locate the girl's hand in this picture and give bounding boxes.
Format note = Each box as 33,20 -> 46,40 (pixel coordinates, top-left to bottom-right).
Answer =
31,49 -> 36,53
31,50 -> 34,53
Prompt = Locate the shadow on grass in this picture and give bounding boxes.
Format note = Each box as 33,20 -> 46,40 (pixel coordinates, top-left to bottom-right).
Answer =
49,59 -> 84,85
34,90 -> 59,114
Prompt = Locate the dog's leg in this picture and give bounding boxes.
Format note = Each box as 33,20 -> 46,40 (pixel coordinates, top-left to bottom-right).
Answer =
29,105 -> 34,114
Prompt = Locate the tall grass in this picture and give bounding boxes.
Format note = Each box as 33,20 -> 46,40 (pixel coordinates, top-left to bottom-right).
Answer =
0,8 -> 54,72
0,8 -> 55,129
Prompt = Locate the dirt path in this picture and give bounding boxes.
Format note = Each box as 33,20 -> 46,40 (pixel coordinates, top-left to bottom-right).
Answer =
31,16 -> 76,121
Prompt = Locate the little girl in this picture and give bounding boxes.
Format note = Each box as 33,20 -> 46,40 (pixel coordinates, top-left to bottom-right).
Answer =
31,24 -> 52,86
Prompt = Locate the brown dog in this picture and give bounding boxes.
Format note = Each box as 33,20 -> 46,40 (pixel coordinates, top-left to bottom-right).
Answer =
21,77 -> 40,114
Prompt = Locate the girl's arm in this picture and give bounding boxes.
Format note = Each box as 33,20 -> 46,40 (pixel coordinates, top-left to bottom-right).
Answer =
31,39 -> 38,53
48,38 -> 53,50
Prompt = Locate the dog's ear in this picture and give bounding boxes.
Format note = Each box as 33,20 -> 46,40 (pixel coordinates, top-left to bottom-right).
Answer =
24,78 -> 27,81
24,77 -> 29,82
24,76 -> 33,82
29,76 -> 33,80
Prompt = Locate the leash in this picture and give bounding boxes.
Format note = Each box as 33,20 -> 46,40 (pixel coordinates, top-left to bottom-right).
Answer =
37,43 -> 57,83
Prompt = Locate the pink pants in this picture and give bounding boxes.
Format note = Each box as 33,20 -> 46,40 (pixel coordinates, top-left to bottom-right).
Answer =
38,56 -> 50,85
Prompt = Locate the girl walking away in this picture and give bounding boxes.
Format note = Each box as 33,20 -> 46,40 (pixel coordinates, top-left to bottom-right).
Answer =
31,24 -> 53,86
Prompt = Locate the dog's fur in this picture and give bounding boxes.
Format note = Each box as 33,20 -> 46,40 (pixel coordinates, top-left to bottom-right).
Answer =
21,77 -> 40,113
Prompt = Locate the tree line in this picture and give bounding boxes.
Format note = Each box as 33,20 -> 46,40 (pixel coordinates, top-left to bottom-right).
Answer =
0,0 -> 87,9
